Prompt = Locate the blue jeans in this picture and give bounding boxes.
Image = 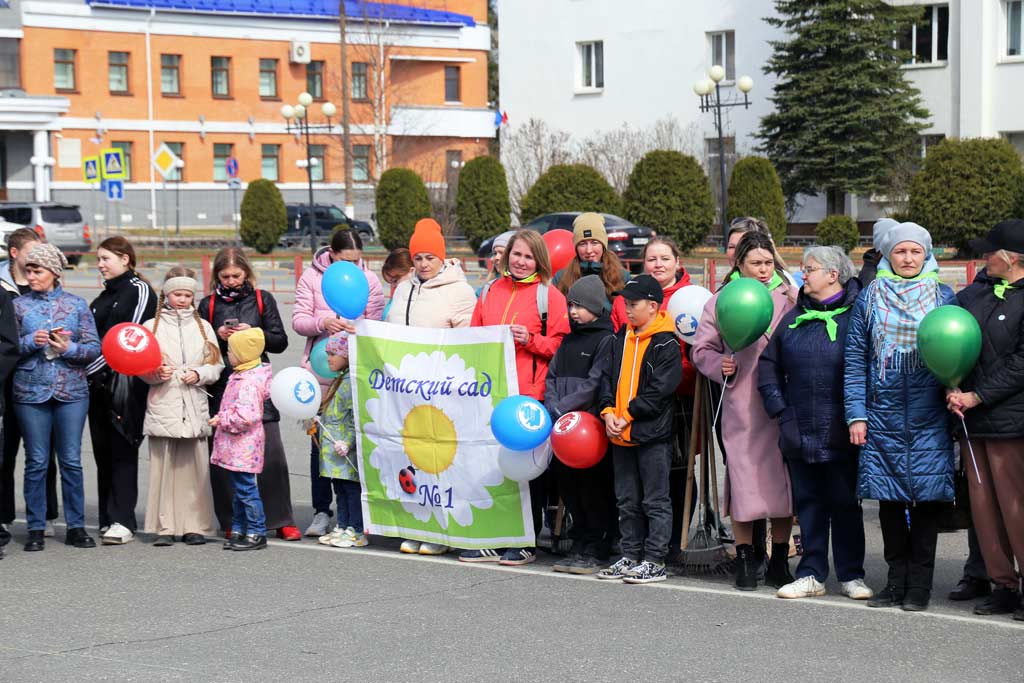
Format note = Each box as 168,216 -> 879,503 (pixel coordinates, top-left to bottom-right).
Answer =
229,471 -> 266,536
14,399 -> 89,531
309,436 -> 333,516
333,479 -> 363,531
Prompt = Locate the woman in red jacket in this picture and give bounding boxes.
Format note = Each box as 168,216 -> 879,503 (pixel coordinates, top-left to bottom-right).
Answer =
460,229 -> 569,566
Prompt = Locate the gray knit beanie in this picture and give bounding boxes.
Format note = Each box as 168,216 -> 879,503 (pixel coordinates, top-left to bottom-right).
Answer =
880,221 -> 933,259
567,274 -> 606,317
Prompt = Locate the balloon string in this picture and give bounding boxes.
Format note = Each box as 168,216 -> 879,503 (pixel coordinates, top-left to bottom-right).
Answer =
711,355 -> 733,432
313,416 -> 359,471
959,416 -> 982,485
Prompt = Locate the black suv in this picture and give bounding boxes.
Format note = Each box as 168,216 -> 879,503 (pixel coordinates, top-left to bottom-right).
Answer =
281,204 -> 375,248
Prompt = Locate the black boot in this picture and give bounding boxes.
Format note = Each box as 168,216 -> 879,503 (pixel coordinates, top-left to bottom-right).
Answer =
223,532 -> 243,549
974,587 -> 1021,616
867,583 -> 906,608
734,544 -> 758,591
765,543 -> 794,588
64,528 -> 95,548
902,588 -> 931,612
752,519 -> 767,578
24,530 -> 44,552
231,534 -> 267,551
948,576 -> 990,601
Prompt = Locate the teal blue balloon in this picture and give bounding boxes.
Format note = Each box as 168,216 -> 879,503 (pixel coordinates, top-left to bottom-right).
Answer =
715,277 -> 774,351
310,338 -> 338,379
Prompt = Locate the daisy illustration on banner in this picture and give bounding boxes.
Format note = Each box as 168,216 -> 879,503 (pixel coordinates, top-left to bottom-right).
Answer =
363,352 -> 504,528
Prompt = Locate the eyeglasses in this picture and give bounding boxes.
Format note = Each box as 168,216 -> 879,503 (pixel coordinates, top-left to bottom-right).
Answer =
801,266 -> 834,275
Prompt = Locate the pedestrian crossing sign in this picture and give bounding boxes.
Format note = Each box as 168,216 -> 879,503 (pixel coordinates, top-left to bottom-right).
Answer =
82,156 -> 100,184
100,148 -> 126,180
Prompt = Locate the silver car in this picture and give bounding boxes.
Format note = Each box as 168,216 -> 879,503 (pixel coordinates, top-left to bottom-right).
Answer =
0,202 -> 92,265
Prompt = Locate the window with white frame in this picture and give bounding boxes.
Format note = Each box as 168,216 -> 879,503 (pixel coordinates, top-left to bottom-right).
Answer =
707,31 -> 735,81
576,41 -> 604,90
897,4 -> 949,64
1008,1 -> 1023,56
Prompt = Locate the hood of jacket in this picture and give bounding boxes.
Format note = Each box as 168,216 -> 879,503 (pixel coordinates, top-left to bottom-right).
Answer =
414,260 -> 470,289
660,271 -> 693,303
568,313 -> 614,334
627,309 -> 676,340
311,246 -> 333,274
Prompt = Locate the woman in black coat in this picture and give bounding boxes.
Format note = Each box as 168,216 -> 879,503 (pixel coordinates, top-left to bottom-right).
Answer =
197,247 -> 299,540
947,219 -> 1024,619
87,236 -> 156,544
758,246 -> 872,601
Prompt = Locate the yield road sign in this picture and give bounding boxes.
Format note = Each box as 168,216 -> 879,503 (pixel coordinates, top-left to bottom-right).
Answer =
82,156 -> 100,184
106,179 -> 124,202
101,148 -> 126,179
151,143 -> 180,180
226,157 -> 239,178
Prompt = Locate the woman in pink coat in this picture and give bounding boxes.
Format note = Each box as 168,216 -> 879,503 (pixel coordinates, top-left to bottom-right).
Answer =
292,228 -> 385,537
691,231 -> 797,592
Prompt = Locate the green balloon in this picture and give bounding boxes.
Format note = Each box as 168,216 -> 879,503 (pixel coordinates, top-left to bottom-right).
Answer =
917,305 -> 982,388
715,277 -> 775,351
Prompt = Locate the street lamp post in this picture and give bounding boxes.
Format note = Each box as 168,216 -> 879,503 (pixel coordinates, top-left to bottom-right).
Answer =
282,92 -> 336,255
695,67 -> 754,251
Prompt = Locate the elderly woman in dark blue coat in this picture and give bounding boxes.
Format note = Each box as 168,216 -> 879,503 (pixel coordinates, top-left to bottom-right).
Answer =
844,222 -> 956,612
759,246 -> 871,601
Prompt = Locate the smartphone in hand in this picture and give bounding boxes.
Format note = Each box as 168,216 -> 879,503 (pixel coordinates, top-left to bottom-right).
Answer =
224,318 -> 240,329
48,326 -> 65,340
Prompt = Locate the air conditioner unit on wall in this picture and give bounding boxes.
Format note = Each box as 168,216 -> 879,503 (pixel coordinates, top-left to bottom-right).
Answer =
290,41 -> 311,64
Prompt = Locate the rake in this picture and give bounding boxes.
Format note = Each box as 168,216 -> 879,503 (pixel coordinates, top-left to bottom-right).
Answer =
676,374 -> 732,576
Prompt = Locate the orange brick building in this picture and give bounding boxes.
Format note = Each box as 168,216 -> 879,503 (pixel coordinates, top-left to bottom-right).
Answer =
2,0 -> 492,227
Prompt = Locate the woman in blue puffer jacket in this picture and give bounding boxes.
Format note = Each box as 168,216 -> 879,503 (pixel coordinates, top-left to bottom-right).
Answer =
844,222 -> 956,613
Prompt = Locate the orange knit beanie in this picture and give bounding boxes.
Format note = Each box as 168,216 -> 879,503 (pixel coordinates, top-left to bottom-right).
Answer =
409,218 -> 446,260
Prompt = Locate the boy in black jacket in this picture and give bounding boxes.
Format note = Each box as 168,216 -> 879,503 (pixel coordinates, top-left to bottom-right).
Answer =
597,275 -> 681,584
544,275 -> 617,574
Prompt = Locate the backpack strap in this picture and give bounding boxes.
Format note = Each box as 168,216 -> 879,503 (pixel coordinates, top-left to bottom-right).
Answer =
207,295 -> 215,324
479,278 -> 494,306
256,289 -> 264,317
537,283 -> 548,336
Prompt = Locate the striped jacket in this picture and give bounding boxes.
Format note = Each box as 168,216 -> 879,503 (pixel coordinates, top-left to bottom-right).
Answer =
87,270 -> 156,376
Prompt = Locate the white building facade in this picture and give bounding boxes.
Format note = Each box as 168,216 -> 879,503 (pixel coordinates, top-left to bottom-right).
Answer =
499,0 -> 1024,233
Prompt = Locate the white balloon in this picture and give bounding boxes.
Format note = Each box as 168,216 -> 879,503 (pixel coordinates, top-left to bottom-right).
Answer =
497,442 -> 552,482
667,285 -> 714,340
271,366 -> 323,420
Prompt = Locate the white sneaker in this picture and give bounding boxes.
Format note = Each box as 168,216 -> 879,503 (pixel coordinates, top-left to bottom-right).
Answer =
399,539 -> 422,554
304,512 -> 331,537
418,542 -> 449,556
318,526 -> 345,546
44,520 -> 55,537
331,527 -> 369,548
101,523 -> 135,545
841,578 -> 874,600
777,575 -> 826,599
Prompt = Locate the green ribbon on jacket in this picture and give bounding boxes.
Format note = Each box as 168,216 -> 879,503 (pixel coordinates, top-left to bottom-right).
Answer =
728,270 -> 785,290
787,305 -> 851,342
993,279 -> 1017,300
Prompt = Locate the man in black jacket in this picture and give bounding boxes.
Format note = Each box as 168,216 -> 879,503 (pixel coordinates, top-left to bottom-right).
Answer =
0,288 -> 22,556
596,275 -> 681,584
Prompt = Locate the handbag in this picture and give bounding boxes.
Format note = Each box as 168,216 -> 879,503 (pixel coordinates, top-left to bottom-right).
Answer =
104,371 -> 149,449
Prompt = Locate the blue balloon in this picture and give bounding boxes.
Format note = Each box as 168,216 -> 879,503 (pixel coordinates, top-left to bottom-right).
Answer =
310,337 -> 339,379
490,396 -> 552,452
790,269 -> 805,289
322,261 -> 369,319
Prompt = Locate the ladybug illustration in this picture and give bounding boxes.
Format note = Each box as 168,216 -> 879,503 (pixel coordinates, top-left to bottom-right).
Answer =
399,466 -> 417,494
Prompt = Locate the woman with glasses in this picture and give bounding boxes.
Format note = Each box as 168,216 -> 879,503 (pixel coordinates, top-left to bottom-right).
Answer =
757,246 -> 872,601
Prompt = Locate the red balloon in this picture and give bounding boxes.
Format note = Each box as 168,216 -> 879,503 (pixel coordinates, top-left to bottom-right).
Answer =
550,411 -> 608,469
101,323 -> 162,377
543,229 -> 575,275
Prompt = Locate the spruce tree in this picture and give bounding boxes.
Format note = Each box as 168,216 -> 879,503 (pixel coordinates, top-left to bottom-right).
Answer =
758,0 -> 930,215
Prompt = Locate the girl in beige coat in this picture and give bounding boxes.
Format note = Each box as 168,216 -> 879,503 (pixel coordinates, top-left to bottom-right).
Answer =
142,268 -> 225,545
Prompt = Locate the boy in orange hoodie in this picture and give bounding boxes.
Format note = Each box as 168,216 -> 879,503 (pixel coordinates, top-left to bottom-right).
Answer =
596,275 -> 682,584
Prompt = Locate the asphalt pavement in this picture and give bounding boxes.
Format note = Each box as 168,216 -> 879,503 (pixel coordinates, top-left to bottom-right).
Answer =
0,271 -> 1020,683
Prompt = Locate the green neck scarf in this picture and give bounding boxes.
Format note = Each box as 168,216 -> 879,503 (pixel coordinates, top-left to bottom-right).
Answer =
994,279 -> 1017,300
876,268 -> 940,282
788,305 -> 851,342
728,270 -> 785,290
505,271 -> 540,284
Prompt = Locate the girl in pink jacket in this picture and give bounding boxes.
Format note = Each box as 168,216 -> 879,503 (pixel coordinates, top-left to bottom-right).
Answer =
209,327 -> 272,552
